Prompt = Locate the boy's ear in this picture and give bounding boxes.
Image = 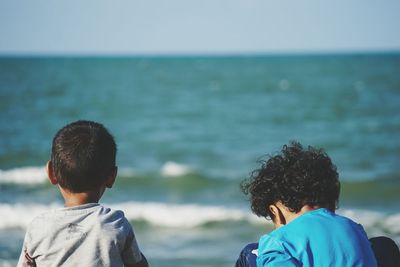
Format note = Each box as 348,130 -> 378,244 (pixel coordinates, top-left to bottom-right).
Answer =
46,160 -> 58,185
269,204 -> 286,228
105,166 -> 118,189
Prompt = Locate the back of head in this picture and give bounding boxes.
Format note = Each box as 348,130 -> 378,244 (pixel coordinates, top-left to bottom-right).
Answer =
51,120 -> 117,193
241,141 -> 340,219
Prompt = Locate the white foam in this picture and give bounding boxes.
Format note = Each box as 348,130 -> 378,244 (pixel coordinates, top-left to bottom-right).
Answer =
383,214 -> 400,234
0,167 -> 47,184
2,202 -> 399,235
0,261 -> 14,267
113,202 -> 248,227
118,167 -> 136,177
338,209 -> 383,228
0,201 -> 249,230
337,209 -> 400,240
0,203 -> 60,229
160,161 -> 191,177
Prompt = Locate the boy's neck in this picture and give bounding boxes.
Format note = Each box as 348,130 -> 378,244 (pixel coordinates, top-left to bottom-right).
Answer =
59,186 -> 105,207
272,203 -> 323,229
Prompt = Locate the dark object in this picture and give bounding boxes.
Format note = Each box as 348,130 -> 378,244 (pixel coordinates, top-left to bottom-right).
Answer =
235,243 -> 258,267
370,236 -> 400,267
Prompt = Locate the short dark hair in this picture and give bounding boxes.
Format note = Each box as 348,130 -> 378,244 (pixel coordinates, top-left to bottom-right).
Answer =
241,141 -> 340,219
51,120 -> 117,193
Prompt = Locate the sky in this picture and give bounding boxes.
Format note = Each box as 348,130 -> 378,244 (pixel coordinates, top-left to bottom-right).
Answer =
0,0 -> 400,55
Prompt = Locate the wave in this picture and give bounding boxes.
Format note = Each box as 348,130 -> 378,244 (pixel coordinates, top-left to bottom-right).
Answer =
1,201 -> 400,235
338,209 -> 400,234
160,161 -> 192,177
0,166 -> 47,184
116,201 -> 250,227
0,162 -> 193,185
2,164 -> 399,185
0,202 -> 252,230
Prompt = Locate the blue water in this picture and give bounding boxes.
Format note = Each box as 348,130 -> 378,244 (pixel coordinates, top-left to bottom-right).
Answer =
0,53 -> 399,267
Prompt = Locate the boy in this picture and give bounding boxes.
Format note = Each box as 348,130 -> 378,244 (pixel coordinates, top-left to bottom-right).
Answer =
238,141 -> 377,267
18,120 -> 148,267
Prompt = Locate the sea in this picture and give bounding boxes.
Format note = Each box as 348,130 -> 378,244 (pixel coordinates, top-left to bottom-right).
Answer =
0,53 -> 399,267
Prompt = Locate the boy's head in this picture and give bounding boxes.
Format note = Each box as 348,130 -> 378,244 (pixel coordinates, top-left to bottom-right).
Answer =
241,141 -> 340,220
50,120 -> 117,193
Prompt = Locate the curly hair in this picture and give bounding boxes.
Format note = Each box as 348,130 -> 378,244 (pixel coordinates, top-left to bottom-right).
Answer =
241,141 -> 340,219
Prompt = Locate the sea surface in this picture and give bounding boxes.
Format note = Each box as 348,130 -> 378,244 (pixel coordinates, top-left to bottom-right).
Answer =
0,53 -> 399,267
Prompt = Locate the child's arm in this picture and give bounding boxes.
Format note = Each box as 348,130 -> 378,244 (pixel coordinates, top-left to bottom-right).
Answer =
258,251 -> 300,267
17,229 -> 37,267
257,237 -> 301,267
122,224 -> 148,267
124,253 -> 148,267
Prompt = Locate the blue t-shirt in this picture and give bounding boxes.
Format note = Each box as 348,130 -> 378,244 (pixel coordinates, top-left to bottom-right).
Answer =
257,208 -> 377,267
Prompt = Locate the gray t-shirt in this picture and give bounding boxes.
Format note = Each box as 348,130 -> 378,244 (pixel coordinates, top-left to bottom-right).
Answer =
17,203 -> 143,267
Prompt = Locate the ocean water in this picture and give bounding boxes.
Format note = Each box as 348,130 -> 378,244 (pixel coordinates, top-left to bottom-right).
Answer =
0,53 -> 399,267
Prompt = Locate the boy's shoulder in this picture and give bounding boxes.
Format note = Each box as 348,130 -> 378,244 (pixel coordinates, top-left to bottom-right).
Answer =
24,203 -> 134,257
260,208 -> 367,250
262,209 -> 355,242
25,204 -> 132,239
92,204 -> 132,230
26,206 -> 60,231
21,204 -> 141,267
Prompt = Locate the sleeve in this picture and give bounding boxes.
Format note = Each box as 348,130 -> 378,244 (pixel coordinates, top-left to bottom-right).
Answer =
257,250 -> 301,267
257,236 -> 301,267
16,231 -> 33,267
16,245 -> 26,267
121,226 -> 143,264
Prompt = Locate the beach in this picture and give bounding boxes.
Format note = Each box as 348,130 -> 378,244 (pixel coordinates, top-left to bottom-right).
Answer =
0,54 -> 399,267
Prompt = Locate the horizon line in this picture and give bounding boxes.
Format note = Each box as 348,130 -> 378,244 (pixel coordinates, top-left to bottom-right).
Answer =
1,49 -> 400,58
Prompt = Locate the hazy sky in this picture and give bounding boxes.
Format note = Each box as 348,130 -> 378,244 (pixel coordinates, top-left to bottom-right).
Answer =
1,0 -> 399,55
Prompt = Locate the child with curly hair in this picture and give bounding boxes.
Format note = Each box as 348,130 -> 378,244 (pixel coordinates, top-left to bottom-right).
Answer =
237,141 -> 378,267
